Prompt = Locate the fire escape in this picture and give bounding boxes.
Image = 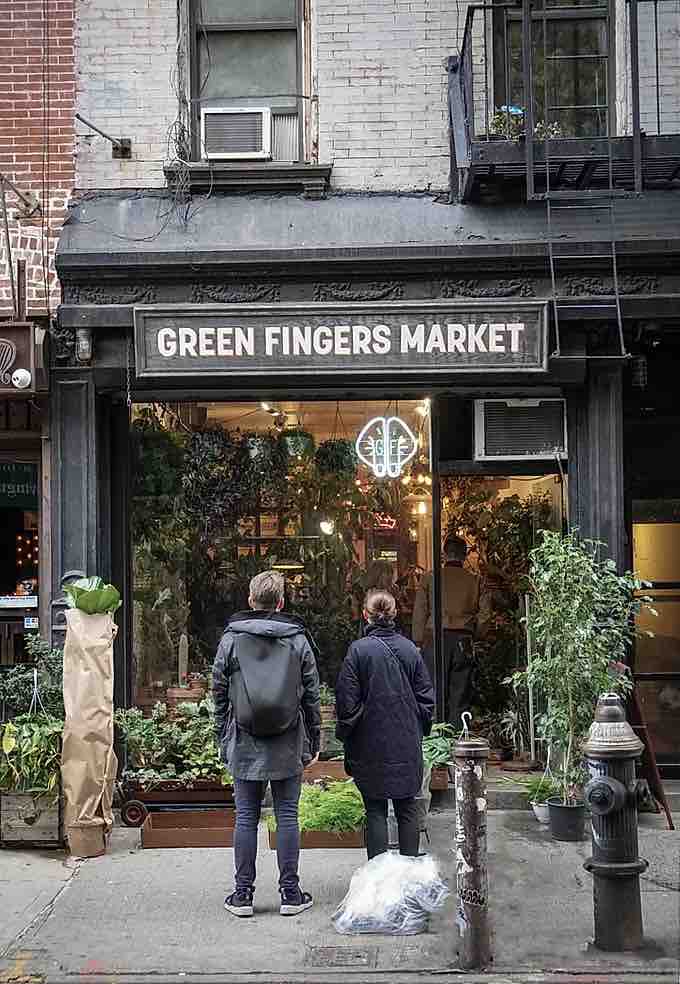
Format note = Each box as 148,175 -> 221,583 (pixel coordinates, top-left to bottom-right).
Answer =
448,0 -> 680,357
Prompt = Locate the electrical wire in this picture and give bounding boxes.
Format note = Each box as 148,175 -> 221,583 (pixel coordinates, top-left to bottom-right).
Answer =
40,0 -> 51,316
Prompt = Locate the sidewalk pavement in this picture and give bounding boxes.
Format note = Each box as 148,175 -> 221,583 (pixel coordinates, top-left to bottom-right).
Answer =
1,809 -> 678,984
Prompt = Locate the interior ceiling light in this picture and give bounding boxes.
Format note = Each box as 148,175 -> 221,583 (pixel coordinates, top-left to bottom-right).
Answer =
319,519 -> 335,535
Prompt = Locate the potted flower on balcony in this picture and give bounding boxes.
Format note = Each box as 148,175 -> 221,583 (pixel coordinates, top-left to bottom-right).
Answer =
511,530 -> 649,841
267,779 -> 366,849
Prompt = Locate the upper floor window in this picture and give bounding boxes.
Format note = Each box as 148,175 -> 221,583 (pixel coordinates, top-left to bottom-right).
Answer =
190,0 -> 306,162
495,0 -> 610,139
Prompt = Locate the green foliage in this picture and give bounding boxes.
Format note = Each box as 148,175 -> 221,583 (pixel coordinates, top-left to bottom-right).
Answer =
501,773 -> 561,804
422,722 -> 457,769
511,530 -> 648,804
64,576 -> 121,615
319,683 -> 336,706
115,698 -> 232,788
0,714 -> 63,799
315,439 -> 357,478
267,780 -> 366,833
131,409 -> 186,498
0,635 -> 64,718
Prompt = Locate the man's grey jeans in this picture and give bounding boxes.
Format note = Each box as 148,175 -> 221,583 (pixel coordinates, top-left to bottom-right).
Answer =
233,775 -> 302,894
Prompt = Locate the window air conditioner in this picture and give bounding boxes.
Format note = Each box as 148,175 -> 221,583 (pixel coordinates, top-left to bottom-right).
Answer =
473,399 -> 567,461
201,107 -> 272,160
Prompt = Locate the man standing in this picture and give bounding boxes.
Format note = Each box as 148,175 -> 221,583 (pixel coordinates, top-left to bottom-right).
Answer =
412,536 -> 481,730
212,570 -> 320,918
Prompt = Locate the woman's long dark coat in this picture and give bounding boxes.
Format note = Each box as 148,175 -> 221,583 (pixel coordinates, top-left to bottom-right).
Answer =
335,624 -> 435,800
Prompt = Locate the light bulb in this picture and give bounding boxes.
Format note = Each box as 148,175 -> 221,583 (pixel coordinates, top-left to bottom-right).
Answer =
418,501 -> 427,515
320,519 -> 335,535
260,402 -> 271,411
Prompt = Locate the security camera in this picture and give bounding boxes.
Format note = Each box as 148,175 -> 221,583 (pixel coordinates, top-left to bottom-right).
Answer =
11,368 -> 32,390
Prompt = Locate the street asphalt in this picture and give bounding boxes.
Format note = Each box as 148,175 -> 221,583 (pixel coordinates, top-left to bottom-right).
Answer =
0,809 -> 678,983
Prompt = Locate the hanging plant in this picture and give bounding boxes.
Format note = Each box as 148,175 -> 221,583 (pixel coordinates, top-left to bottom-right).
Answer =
245,431 -> 290,506
315,439 -> 357,478
283,428 -> 316,459
130,410 -> 186,498
181,428 -> 255,535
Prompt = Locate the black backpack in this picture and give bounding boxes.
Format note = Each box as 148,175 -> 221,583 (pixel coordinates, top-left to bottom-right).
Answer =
229,630 -> 302,737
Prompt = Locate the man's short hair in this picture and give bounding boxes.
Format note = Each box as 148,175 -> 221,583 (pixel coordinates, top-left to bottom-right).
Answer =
249,570 -> 285,610
443,535 -> 468,563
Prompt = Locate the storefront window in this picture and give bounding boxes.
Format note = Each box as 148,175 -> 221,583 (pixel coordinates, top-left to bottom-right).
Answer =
0,459 -> 40,666
130,400 -> 432,709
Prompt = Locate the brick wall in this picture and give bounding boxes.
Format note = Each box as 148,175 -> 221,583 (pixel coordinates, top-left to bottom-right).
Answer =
75,0 -> 178,190
0,0 -> 75,319
315,0 -> 464,192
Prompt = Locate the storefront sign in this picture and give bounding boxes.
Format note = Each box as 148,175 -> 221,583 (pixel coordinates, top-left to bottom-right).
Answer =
134,301 -> 549,377
0,322 -> 36,396
0,462 -> 38,509
356,416 -> 418,478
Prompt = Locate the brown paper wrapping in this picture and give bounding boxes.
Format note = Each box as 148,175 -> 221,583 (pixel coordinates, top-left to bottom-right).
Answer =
61,609 -> 118,858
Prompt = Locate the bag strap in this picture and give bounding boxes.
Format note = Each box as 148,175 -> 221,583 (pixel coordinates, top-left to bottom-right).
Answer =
374,636 -> 418,707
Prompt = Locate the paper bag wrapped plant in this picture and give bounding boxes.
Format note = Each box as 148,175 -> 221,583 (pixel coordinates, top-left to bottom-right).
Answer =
61,577 -> 120,858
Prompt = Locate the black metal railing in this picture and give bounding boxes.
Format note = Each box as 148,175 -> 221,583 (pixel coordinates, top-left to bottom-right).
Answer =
449,0 -> 680,164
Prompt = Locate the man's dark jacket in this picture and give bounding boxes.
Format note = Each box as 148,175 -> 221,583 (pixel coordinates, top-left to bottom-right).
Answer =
212,611 -> 321,781
335,624 -> 435,800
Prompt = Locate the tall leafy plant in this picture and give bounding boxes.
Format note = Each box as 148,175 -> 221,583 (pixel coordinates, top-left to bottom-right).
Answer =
511,530 -> 650,805
0,714 -> 63,799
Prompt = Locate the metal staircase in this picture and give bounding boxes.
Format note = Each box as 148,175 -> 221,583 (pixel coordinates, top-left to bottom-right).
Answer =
522,0 -> 632,359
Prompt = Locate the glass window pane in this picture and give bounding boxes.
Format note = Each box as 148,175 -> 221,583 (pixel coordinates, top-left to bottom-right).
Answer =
0,461 -> 39,667
197,0 -> 297,25
198,30 -> 297,102
547,19 -> 607,56
130,400 -> 432,710
637,680 -> 680,758
507,18 -> 608,137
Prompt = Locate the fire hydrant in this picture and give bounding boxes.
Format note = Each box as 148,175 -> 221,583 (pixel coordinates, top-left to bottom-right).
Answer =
582,692 -> 648,951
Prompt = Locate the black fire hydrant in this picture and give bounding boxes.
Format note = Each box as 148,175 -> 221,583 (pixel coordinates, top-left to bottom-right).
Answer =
582,693 -> 649,951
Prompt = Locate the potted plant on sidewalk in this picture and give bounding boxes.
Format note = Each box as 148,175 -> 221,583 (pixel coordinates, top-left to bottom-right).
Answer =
422,723 -> 456,790
501,773 -> 561,823
0,713 -> 64,846
511,530 -> 650,841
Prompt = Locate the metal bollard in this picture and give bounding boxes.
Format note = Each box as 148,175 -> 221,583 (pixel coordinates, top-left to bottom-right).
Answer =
582,693 -> 648,951
454,735 -> 491,971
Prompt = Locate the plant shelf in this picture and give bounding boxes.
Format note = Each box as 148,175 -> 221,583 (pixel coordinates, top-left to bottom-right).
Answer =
268,827 -> 365,850
141,808 -> 235,849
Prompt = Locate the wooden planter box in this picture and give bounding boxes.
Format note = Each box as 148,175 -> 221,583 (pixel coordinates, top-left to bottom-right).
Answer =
429,766 -> 451,790
268,827 -> 365,850
121,779 -> 234,827
141,808 -> 235,849
0,792 -> 63,847
165,686 -> 207,711
303,760 -> 348,782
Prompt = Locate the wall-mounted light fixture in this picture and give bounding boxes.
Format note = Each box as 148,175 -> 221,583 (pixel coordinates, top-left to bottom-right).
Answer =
75,327 -> 93,364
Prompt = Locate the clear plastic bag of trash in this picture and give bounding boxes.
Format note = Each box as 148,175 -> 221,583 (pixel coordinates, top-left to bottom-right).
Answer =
332,852 -> 449,936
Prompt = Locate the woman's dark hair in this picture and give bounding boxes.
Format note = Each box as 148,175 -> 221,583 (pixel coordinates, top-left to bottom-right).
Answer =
364,588 -> 397,624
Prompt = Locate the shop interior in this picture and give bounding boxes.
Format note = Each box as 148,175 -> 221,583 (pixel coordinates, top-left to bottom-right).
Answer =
0,459 -> 39,666
129,398 -> 565,754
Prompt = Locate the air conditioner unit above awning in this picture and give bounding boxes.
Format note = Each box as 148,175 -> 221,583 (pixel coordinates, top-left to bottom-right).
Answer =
474,398 -> 567,461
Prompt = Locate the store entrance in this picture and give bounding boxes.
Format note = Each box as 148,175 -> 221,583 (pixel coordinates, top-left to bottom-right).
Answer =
129,398 -> 434,736
432,472 -> 567,744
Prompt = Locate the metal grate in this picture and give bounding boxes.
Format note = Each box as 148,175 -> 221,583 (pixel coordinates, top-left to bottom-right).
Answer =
202,110 -> 267,158
477,400 -> 566,459
272,112 -> 299,161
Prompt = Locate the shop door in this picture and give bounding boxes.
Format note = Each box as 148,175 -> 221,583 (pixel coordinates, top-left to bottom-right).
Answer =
633,520 -> 680,779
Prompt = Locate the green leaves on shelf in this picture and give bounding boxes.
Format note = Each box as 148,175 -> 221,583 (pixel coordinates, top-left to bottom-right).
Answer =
422,722 -> 457,770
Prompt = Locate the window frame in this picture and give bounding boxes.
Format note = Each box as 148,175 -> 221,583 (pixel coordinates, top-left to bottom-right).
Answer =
492,1 -> 615,140
188,0 -> 306,163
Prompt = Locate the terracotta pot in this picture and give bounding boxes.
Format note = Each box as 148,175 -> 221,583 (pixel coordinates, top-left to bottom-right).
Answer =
429,766 -> 451,790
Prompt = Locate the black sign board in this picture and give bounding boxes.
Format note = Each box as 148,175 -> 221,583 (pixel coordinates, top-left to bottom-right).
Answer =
134,301 -> 549,378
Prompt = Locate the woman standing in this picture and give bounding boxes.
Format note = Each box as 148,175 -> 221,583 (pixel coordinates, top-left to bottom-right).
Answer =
336,589 -> 435,859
